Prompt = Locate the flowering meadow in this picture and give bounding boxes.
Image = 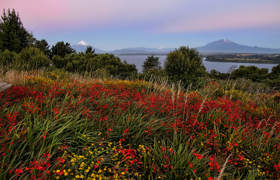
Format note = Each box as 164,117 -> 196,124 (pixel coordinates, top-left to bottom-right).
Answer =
0,72 -> 280,179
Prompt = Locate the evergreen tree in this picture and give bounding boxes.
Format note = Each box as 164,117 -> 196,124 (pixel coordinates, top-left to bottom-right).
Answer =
34,39 -> 51,58
51,41 -> 75,58
0,9 -> 33,52
85,46 -> 95,54
142,55 -> 161,72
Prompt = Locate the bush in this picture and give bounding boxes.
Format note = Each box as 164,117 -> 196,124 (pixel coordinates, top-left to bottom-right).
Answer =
231,66 -> 269,82
142,55 -> 161,73
209,70 -> 229,80
270,64 -> 280,78
51,53 -> 137,79
0,49 -> 18,68
18,47 -> 50,70
85,53 -> 137,79
164,46 -> 206,88
52,55 -> 67,69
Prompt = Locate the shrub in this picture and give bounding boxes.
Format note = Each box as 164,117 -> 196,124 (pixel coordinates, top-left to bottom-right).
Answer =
0,49 -> 18,67
52,55 -> 67,69
231,66 -> 269,82
18,47 -> 50,70
270,64 -> 280,78
142,55 -> 161,73
87,53 -> 137,79
165,46 -> 206,88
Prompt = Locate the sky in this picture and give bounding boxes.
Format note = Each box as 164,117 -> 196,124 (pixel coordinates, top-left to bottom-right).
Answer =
1,0 -> 280,49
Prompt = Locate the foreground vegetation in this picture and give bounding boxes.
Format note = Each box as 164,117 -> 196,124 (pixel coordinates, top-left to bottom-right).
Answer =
0,70 -> 280,179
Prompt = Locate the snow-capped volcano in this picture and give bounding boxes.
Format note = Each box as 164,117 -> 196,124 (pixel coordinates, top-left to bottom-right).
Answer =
77,40 -> 88,46
72,41 -> 106,54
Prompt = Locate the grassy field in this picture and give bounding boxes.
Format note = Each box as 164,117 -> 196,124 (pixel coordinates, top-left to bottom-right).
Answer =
0,70 -> 280,179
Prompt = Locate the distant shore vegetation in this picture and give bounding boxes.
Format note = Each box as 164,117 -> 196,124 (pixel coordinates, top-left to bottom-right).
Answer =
206,53 -> 280,64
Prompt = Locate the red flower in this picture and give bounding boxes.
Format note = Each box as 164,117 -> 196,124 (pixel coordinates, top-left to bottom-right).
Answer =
123,128 -> 129,134
15,168 -> 23,176
189,163 -> 193,168
193,153 -> 203,160
53,108 -> 59,115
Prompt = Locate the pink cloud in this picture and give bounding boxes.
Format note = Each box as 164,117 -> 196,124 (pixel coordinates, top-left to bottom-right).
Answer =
1,0 -> 279,33
162,2 -> 280,32
1,0 -> 72,30
1,0 -> 182,31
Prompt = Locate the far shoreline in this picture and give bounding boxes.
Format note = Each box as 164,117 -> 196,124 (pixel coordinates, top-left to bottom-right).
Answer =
205,58 -> 280,64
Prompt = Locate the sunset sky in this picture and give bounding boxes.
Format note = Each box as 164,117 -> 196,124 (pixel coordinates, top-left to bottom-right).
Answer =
1,0 -> 280,49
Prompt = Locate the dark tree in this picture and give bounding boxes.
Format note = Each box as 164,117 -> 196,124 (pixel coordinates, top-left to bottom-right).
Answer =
0,9 -> 33,52
51,41 -> 75,58
271,64 -> 280,76
142,55 -> 161,72
34,39 -> 51,58
165,46 -> 206,87
85,46 -> 95,54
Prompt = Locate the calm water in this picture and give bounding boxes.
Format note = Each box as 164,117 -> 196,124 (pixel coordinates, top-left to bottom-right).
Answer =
117,55 -> 279,73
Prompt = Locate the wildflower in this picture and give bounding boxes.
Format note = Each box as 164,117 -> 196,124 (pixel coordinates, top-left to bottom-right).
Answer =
15,168 -> 23,176
189,163 -> 193,168
123,128 -> 129,134
193,153 -> 203,160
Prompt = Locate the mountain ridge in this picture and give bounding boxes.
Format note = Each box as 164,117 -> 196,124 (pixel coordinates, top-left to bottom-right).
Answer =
72,39 -> 280,55
197,39 -> 280,54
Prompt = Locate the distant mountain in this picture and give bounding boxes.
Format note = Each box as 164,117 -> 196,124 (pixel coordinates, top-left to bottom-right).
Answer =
72,41 -> 106,54
197,39 -> 280,54
110,47 -> 174,55
72,39 -> 280,55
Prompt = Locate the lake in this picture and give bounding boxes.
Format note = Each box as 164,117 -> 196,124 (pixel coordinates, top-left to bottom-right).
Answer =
117,55 -> 279,73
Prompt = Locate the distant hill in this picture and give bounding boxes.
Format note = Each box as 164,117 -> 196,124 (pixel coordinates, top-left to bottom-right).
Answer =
72,41 -> 106,54
197,39 -> 280,54
72,39 -> 280,55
